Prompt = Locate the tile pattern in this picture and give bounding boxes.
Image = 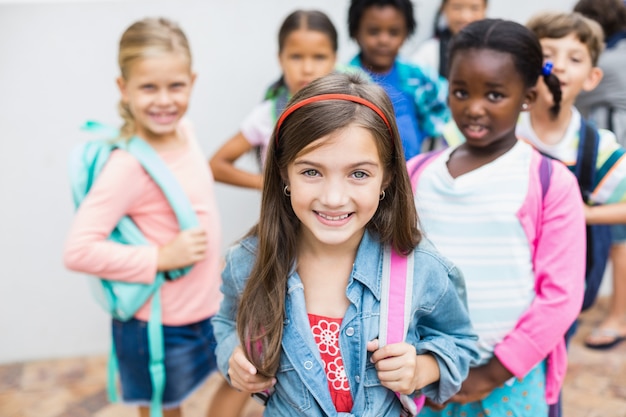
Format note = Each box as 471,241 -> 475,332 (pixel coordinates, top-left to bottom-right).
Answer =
1,297 -> 625,417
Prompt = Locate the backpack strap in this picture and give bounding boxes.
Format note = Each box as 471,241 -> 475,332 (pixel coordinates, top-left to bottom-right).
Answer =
379,246 -> 414,346
539,154 -> 553,199
76,122 -> 200,417
437,30 -> 452,79
380,245 -> 424,416
408,149 -> 445,192
575,118 -> 599,203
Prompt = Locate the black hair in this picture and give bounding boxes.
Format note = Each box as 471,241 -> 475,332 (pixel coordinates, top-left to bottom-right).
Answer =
267,10 -> 338,99
448,18 -> 562,117
348,0 -> 417,38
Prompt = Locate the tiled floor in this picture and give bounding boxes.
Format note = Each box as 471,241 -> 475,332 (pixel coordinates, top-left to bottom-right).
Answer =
1,297 -> 625,417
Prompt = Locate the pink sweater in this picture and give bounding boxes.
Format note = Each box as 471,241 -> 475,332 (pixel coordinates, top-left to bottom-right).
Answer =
408,148 -> 586,404
496,150 -> 585,404
64,121 -> 222,326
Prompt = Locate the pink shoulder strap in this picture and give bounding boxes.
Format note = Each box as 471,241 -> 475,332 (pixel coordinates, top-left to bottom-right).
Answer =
407,149 -> 445,192
380,245 -> 425,416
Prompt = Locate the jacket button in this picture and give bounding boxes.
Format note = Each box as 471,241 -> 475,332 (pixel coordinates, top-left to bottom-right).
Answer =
345,327 -> 355,336
354,375 -> 360,383
304,360 -> 313,370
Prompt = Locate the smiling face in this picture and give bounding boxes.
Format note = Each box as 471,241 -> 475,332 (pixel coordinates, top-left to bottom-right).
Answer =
286,124 -> 386,251
117,52 -> 195,143
354,5 -> 408,73
537,33 -> 601,109
279,29 -> 337,96
442,0 -> 487,35
448,48 -> 535,149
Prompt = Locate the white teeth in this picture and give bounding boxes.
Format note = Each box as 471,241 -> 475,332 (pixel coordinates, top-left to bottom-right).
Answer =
468,125 -> 484,132
318,212 -> 349,221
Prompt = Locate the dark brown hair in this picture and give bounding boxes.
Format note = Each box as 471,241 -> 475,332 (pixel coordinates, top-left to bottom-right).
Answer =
237,72 -> 421,377
267,10 -> 338,99
574,0 -> 626,41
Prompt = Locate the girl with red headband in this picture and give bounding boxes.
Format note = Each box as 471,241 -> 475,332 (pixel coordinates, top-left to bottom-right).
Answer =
212,72 -> 478,416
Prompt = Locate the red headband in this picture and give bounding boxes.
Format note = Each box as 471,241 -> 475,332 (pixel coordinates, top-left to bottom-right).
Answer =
274,93 -> 393,146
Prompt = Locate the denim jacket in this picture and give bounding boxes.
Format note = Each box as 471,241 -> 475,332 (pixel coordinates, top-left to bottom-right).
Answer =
213,231 -> 479,417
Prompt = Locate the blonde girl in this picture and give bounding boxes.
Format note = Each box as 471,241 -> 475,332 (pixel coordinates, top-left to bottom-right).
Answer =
64,18 -> 248,417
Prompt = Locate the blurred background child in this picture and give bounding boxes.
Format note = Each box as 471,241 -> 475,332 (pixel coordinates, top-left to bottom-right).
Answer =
410,0 -> 488,79
573,0 -> 626,350
63,17 -> 248,417
209,10 -> 338,190
347,0 -> 449,158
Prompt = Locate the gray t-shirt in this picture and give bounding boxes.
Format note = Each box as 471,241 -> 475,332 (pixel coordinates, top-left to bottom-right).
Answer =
576,37 -> 626,147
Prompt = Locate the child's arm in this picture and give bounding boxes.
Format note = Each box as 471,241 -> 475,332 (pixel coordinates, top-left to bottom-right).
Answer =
493,162 -> 586,383
64,151 -> 206,283
209,132 -> 263,190
585,129 -> 626,221
212,243 -> 274,392
584,201 -> 626,224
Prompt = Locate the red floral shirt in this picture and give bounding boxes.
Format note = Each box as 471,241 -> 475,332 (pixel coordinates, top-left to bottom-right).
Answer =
308,313 -> 353,413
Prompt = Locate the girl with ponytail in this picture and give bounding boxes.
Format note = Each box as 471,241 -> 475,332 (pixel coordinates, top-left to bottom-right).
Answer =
409,18 -> 586,417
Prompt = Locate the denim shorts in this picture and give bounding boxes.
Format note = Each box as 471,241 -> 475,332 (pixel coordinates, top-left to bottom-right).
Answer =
612,224 -> 626,244
112,316 -> 218,409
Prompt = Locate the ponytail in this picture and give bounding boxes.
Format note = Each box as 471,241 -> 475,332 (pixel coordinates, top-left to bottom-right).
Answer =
543,73 -> 562,118
117,100 -> 136,140
541,62 -> 562,118
265,75 -> 287,100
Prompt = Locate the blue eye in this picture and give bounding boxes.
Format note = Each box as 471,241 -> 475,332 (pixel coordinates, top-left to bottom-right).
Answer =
352,171 -> 368,179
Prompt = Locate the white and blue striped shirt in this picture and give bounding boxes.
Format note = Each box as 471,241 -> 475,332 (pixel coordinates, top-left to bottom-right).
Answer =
415,141 -> 536,364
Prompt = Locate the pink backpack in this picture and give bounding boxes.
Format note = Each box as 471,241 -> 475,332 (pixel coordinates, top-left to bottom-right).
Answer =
379,246 -> 426,416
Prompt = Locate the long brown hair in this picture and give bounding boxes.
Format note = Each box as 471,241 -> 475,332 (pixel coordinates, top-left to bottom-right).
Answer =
237,72 -> 421,377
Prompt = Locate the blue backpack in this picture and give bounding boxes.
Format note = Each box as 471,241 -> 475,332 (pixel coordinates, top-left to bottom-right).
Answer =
569,119 -> 612,311
69,121 -> 199,417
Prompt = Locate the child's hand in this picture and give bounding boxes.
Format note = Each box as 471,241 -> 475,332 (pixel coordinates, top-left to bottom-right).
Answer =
448,356 -> 513,404
157,228 -> 207,271
228,346 -> 276,393
367,339 -> 439,395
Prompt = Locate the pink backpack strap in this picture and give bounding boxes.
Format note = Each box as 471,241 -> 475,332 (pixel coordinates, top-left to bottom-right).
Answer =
380,245 -> 425,416
407,149 -> 445,192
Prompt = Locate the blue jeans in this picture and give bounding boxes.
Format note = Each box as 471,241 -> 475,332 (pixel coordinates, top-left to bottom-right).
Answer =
112,316 -> 217,408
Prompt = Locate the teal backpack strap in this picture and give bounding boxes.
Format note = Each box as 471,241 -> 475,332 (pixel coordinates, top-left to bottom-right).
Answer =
270,85 -> 290,123
75,122 -> 199,417
148,285 -> 166,417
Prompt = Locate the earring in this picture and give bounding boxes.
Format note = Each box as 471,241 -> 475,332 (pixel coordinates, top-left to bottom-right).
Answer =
283,185 -> 291,197
522,103 -> 529,110
379,190 -> 386,201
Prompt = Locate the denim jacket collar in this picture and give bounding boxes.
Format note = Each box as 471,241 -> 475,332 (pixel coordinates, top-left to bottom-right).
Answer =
278,230 -> 384,300
351,230 -> 384,300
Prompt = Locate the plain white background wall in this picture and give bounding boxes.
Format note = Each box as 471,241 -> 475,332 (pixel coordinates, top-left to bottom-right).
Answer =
0,0 -> 577,364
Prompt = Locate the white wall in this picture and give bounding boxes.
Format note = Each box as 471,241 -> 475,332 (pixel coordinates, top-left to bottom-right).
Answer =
0,0 -> 577,364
